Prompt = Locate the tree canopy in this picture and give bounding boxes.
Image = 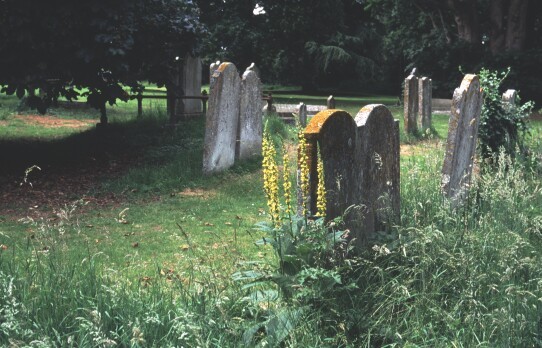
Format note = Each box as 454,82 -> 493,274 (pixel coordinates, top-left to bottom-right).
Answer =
197,0 -> 541,103
0,0 -> 202,115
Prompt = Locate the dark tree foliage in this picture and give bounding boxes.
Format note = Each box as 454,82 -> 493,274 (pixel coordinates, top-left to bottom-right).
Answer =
197,0 -> 380,91
0,0 -> 202,116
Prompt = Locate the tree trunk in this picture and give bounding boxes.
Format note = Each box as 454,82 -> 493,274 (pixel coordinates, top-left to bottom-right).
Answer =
505,0 -> 529,51
489,0 -> 505,54
447,0 -> 481,44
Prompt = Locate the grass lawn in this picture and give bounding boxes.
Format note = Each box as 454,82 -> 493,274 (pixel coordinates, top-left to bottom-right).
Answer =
1,90 -> 541,346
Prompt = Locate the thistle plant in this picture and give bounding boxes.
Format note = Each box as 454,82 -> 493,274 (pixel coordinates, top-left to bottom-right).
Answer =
316,144 -> 326,217
262,129 -> 281,228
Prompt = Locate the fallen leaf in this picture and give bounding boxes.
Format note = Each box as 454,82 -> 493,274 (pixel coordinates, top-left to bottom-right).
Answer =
132,242 -> 139,248
180,244 -> 189,251
225,222 -> 233,226
0,244 -> 7,250
204,222 -> 214,226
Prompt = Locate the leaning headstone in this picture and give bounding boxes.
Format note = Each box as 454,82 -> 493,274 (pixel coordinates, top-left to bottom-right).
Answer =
441,74 -> 483,205
298,102 -> 307,127
355,104 -> 400,241
327,95 -> 336,109
304,110 -> 357,220
404,75 -> 418,133
418,77 -> 432,130
237,67 -> 263,160
502,89 -> 517,112
203,62 -> 241,175
181,54 -> 202,115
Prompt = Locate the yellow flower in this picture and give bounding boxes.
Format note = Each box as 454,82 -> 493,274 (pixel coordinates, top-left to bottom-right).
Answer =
282,147 -> 292,214
262,130 -> 281,227
297,129 -> 310,216
316,144 -> 326,217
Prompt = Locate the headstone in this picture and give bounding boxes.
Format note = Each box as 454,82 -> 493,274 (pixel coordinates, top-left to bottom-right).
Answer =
298,102 -> 307,127
203,62 -> 241,175
302,106 -> 400,246
502,89 -> 517,112
327,95 -> 336,109
418,77 -> 432,130
404,75 -> 418,133
441,74 -> 483,205
237,67 -> 263,160
304,110 -> 357,220
209,60 -> 221,88
181,54 -> 202,115
355,104 -> 400,242
247,62 -> 260,78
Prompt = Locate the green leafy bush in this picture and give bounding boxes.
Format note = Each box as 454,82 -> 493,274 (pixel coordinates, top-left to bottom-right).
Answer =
478,67 -> 533,157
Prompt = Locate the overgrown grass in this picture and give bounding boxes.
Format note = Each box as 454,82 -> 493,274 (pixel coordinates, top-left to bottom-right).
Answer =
1,91 -> 542,346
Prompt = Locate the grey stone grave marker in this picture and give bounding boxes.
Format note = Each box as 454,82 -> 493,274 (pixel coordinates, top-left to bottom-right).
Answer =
355,104 -> 400,239
237,67 -> 263,160
298,102 -> 307,127
418,77 -> 432,131
404,74 -> 418,133
441,74 -> 483,205
327,95 -> 336,109
181,54 -> 202,115
203,62 -> 241,175
502,89 -> 517,112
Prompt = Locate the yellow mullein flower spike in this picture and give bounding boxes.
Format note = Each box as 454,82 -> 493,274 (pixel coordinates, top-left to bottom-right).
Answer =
262,129 -> 281,228
297,129 -> 310,216
282,147 -> 292,214
316,144 -> 326,217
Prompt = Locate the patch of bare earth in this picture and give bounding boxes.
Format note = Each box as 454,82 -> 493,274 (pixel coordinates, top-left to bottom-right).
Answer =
12,114 -> 95,129
177,188 -> 217,199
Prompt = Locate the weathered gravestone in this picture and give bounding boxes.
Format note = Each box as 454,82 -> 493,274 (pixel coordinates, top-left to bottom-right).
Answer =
247,62 -> 260,78
209,60 -> 221,88
441,74 -> 483,205
502,89 -> 517,112
327,95 -> 336,109
237,67 -> 263,160
404,74 -> 418,133
303,106 -> 400,246
298,102 -> 307,127
418,77 -> 432,131
304,110 -> 357,222
355,104 -> 400,237
203,62 -> 241,175
181,54 -> 203,115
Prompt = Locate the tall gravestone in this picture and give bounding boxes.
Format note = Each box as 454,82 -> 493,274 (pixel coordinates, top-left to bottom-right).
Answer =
355,104 -> 400,240
303,106 -> 400,246
237,67 -> 263,160
502,89 -> 517,112
404,75 -> 418,133
181,54 -> 202,115
418,77 -> 432,130
441,74 -> 483,205
203,63 -> 241,175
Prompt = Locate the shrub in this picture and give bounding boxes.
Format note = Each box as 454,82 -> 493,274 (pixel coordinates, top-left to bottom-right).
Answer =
478,67 -> 533,157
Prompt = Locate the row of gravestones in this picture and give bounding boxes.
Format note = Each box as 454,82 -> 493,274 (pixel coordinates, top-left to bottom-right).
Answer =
404,72 -> 433,133
301,74 -> 483,247
202,62 -> 263,175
